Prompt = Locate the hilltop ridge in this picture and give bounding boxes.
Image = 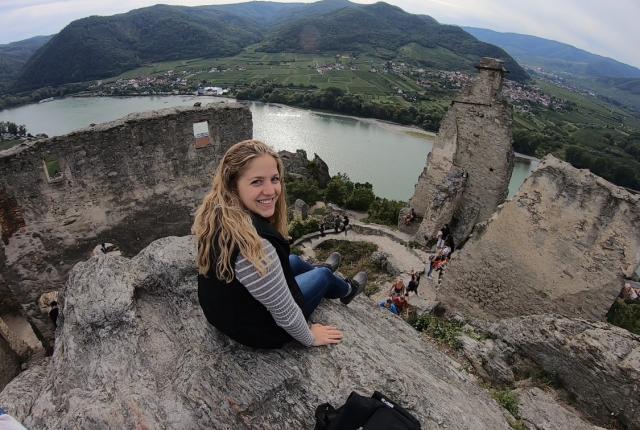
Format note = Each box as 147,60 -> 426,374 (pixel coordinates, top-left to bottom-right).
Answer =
10,0 -> 527,91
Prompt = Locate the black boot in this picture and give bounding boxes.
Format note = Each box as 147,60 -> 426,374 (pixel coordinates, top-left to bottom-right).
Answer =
315,252 -> 341,272
341,271 -> 367,304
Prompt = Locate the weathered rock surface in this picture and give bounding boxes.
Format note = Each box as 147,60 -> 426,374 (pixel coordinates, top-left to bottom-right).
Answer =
0,334 -> 20,390
0,236 -> 512,429
488,315 -> 640,429
279,149 -> 330,187
409,58 -> 513,245
438,155 -> 640,320
515,387 -> 607,430
460,335 -> 515,385
293,198 -> 309,220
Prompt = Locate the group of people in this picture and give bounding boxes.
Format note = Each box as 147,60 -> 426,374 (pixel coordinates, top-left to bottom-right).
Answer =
378,270 -> 421,315
319,214 -> 350,237
426,225 -> 454,280
620,282 -> 640,303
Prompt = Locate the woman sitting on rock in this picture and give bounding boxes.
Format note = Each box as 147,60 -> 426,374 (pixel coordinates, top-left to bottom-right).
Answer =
193,140 -> 366,349
389,277 -> 406,298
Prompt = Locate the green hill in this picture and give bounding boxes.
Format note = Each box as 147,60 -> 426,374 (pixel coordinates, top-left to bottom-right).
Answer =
463,26 -> 640,79
11,1 -> 527,91
0,35 -> 52,92
13,5 -> 261,91
259,3 -> 528,81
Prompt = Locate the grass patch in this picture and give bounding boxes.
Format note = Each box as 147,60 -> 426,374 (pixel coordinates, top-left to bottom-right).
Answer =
506,417 -> 527,430
312,207 -> 327,216
0,139 -> 21,151
410,314 -> 464,350
314,239 -> 383,282
45,159 -> 61,178
491,389 -> 520,418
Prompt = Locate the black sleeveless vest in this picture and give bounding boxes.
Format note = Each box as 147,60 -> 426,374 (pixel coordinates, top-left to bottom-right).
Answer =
197,215 -> 306,348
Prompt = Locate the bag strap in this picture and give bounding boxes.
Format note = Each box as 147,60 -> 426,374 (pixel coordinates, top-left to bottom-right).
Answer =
314,403 -> 337,430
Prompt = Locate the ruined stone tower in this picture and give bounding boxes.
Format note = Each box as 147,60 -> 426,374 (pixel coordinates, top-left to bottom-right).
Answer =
409,58 -> 514,246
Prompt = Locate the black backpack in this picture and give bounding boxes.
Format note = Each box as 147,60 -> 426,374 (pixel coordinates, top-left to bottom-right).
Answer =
314,391 -> 421,430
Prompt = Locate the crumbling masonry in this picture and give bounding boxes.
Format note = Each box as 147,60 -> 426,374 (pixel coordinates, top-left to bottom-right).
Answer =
408,58 -> 514,245
0,102 -> 252,352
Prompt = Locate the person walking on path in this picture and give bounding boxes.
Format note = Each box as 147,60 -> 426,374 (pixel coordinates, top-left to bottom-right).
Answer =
405,270 -> 420,296
342,215 -> 350,236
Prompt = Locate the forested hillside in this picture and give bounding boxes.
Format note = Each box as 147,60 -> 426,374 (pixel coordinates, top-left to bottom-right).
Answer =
463,27 -> 640,79
11,0 -> 527,91
260,3 -> 527,81
0,35 -> 52,91
13,5 -> 261,90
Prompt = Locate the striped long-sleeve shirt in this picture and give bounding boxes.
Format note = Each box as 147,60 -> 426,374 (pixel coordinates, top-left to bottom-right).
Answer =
234,239 -> 315,347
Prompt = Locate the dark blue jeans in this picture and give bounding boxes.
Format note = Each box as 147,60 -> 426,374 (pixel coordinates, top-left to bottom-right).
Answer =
289,255 -> 350,315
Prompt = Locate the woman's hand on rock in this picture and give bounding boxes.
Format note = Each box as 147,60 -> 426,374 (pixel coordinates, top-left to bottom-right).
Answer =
310,323 -> 343,346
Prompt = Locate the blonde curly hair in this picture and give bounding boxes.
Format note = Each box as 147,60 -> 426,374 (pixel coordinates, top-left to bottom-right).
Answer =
192,140 -> 288,281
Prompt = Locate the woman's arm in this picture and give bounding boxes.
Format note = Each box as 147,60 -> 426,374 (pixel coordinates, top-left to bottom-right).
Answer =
235,240 -> 315,347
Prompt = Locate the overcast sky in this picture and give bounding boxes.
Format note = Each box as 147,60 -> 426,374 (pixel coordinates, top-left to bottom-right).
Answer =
0,0 -> 638,69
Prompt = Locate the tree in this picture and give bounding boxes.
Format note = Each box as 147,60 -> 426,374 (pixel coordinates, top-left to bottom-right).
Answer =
7,122 -> 18,135
366,198 -> 405,226
346,183 -> 375,211
325,173 -> 354,207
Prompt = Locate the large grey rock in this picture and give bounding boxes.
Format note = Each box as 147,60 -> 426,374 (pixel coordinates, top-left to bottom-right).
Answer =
293,198 -> 309,220
0,236 -> 512,429
460,335 -> 515,385
515,387 -> 607,430
438,155 -> 640,321
0,334 -> 20,391
488,315 -> 640,429
279,149 -> 330,187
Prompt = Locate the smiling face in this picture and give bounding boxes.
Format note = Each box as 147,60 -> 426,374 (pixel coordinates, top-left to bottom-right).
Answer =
236,154 -> 282,219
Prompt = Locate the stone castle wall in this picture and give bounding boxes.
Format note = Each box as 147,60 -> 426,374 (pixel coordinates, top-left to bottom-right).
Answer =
409,58 -> 514,245
0,102 -> 252,346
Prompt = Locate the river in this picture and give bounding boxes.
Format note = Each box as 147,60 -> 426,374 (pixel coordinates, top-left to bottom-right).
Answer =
0,95 -> 537,200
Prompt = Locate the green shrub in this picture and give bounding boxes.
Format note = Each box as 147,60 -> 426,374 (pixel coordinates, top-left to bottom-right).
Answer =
288,218 -> 319,240
411,314 -> 464,350
325,173 -> 354,207
607,298 -> 640,335
507,418 -> 527,430
366,198 -> 406,226
286,177 -> 322,205
346,183 -> 376,211
491,389 -> 520,418
312,207 -> 328,216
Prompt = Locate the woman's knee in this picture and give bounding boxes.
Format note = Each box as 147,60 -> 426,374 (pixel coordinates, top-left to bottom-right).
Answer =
289,254 -> 302,266
315,266 -> 333,282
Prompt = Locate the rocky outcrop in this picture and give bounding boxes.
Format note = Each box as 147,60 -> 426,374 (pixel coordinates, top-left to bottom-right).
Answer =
279,149 -> 331,187
0,334 -> 20,391
0,236 -> 513,429
488,315 -> 640,429
514,387 -> 607,430
438,155 -> 640,320
409,58 -> 514,245
0,103 -> 252,348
